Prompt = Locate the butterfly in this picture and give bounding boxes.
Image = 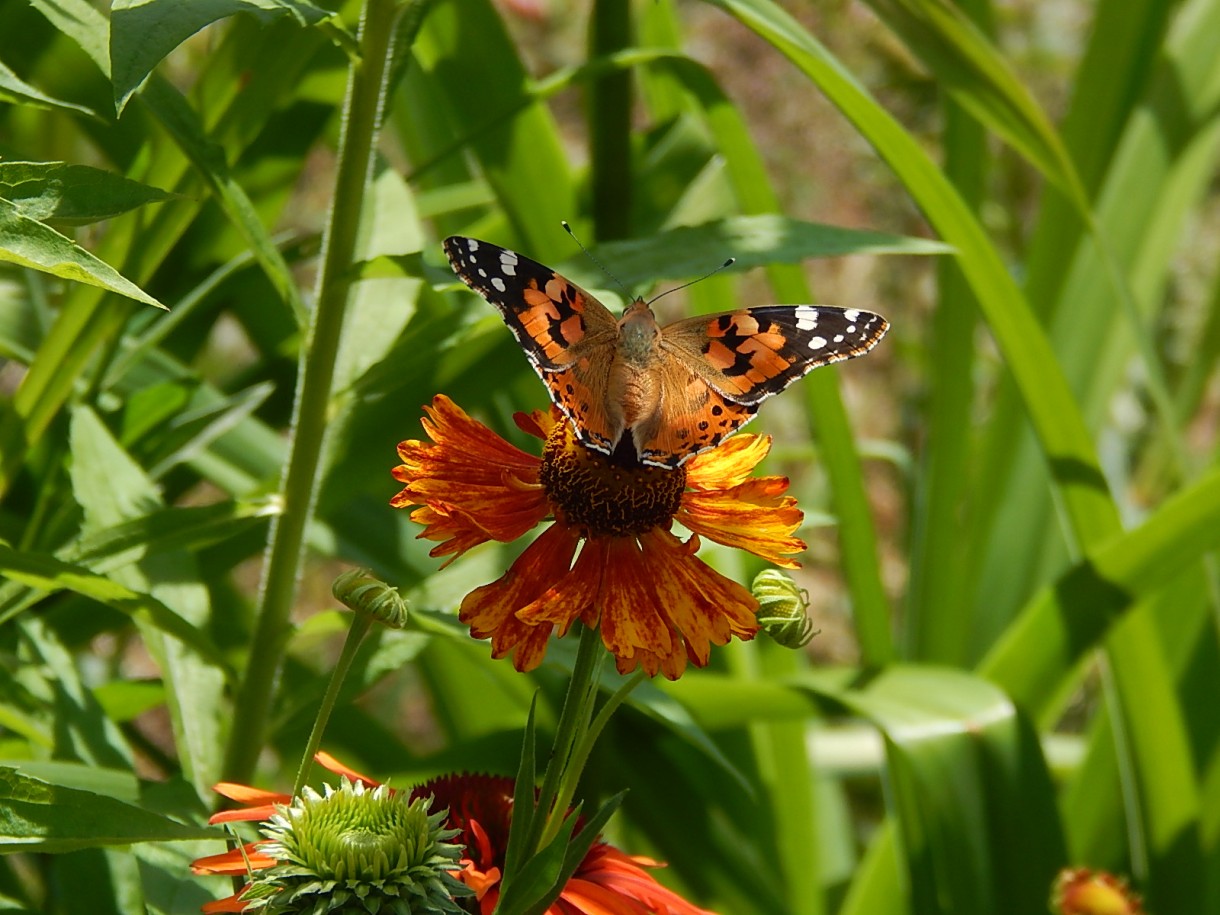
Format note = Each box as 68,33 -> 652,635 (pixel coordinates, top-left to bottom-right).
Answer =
443,235 -> 889,469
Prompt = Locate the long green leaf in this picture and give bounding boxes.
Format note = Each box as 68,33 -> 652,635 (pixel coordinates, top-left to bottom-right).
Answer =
0,767 -> 215,852
705,0 -> 1121,553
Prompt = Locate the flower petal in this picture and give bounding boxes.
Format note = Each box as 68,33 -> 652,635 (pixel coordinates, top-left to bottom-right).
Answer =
191,844 -> 277,875
678,477 -> 805,568
608,529 -> 759,679
685,433 -> 771,490
314,751 -> 381,788
391,395 -> 549,558
596,537 -> 676,671
516,537 -> 606,636
459,523 -> 581,671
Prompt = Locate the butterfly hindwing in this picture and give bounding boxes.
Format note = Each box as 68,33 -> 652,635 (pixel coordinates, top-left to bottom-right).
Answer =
630,361 -> 758,469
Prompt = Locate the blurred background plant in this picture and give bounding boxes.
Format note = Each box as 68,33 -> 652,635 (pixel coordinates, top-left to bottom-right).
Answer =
1,0 -> 1218,913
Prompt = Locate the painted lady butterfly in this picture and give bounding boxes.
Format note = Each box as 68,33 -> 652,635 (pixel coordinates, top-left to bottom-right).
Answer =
444,236 -> 889,469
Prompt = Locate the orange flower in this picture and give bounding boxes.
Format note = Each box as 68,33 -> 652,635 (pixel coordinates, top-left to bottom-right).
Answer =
417,773 -> 716,915
391,395 -> 805,678
1052,868 -> 1144,915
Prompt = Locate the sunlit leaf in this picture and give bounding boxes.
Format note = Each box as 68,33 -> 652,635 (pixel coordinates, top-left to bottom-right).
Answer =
0,198 -> 165,308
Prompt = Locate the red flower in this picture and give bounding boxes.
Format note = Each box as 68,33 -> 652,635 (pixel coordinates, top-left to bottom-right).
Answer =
391,396 -> 804,678
416,773 -> 716,915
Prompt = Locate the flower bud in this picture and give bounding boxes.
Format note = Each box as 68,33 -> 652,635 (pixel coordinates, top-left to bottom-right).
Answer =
332,569 -> 408,629
752,569 -> 816,648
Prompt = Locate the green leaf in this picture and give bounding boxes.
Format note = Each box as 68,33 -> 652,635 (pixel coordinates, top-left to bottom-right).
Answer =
982,462 -> 1220,719
0,59 -> 101,120
0,198 -> 165,309
109,0 -> 336,115
707,0 -> 1121,559
799,666 -> 1063,914
0,767 -> 216,852
578,214 -> 951,290
495,807 -> 579,915
0,162 -> 175,226
0,545 -> 232,675
861,0 -> 1090,215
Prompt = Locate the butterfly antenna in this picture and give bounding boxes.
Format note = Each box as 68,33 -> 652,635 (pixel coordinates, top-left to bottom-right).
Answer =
645,256 -> 736,308
562,220 -> 634,302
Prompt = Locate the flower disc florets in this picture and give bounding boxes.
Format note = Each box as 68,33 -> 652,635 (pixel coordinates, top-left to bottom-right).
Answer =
239,778 -> 468,915
539,418 -> 685,536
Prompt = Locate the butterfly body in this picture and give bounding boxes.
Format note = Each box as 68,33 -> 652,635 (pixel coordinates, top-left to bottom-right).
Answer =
443,236 -> 889,469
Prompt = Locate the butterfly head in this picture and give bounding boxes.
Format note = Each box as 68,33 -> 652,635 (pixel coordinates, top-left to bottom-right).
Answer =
616,298 -> 660,365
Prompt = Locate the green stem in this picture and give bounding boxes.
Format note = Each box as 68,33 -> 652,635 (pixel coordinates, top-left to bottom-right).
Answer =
222,0 -> 402,783
292,613 -> 373,796
549,669 -> 644,829
527,623 -> 604,855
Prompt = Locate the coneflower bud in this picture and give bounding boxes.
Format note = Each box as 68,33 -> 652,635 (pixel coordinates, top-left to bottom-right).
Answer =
238,778 -> 470,914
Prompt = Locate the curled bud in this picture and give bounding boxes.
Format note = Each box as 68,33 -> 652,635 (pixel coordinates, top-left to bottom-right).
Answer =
752,569 -> 816,648
332,569 -> 408,629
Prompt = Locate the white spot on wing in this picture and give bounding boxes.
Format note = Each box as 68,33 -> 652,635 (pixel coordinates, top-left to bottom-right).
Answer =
809,336 -> 827,350
794,306 -> 820,331
491,277 -> 506,292
468,239 -> 479,251
844,308 -> 860,322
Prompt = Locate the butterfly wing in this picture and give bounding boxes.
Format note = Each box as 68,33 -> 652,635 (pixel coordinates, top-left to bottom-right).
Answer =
663,305 -> 889,405
633,305 -> 889,468
629,360 -> 759,469
443,236 -> 623,454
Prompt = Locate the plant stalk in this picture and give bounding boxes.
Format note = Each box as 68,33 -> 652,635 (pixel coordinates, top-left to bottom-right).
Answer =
223,0 -> 402,783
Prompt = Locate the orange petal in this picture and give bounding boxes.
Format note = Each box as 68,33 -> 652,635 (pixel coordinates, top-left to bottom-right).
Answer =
391,395 -> 549,556
211,783 -> 290,806
678,477 -> 805,568
191,844 -> 277,875
459,523 -> 581,670
685,432 -> 771,490
516,537 -> 606,636
202,892 -> 253,914
314,751 -> 381,788
597,537 -> 676,669
209,804 -> 279,825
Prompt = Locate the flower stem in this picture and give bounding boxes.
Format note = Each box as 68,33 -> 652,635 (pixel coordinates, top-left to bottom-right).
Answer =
550,669 -> 644,827
530,622 -> 605,853
292,612 -> 374,796
222,0 -> 402,783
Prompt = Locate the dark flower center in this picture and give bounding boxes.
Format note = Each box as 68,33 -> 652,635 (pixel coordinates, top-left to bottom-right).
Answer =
539,421 -> 686,537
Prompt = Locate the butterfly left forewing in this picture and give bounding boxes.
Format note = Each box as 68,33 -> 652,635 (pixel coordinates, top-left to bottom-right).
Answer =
443,236 -> 619,373
662,304 -> 889,407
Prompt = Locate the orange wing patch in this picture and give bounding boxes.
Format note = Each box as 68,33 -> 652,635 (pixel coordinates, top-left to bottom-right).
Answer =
545,359 -> 618,455
633,365 -> 759,469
